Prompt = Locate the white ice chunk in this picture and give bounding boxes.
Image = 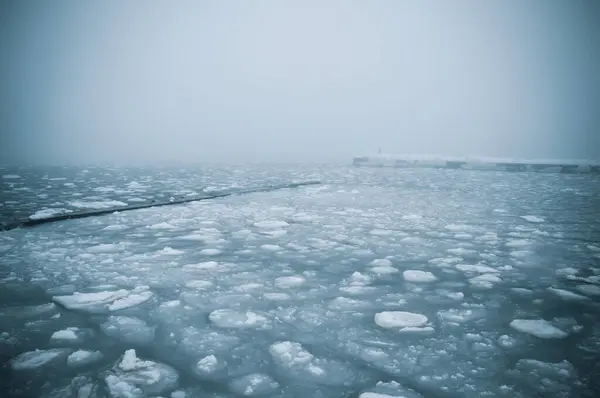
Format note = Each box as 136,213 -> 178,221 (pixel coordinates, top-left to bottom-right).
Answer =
53,289 -> 153,313
328,297 -> 369,311
10,349 -> 71,370
509,319 -> 568,339
454,233 -> 473,239
261,244 -> 282,251
29,208 -> 73,220
108,290 -> 153,311
263,292 -> 291,301
497,334 -> 518,348
200,248 -> 221,256
269,341 -> 314,366
445,292 -> 464,301
374,311 -> 428,328
70,200 -> 127,209
183,261 -> 219,270
403,270 -> 437,283
369,229 -> 393,236
274,275 -> 306,288
347,272 -> 372,285
158,247 -> 184,255
370,259 -> 392,267
370,266 -> 399,274
67,350 -> 103,367
51,327 -> 80,341
105,375 -> 142,398
469,273 -> 502,289
339,285 -> 377,295
447,247 -> 476,256
438,308 -> 485,323
103,224 -> 127,231
209,309 -> 269,329
521,215 -> 545,223
184,280 -> 213,290
229,373 -> 279,396
195,355 -> 220,374
54,290 -> 130,310
269,341 -> 355,385
178,234 -> 210,241
398,326 -> 434,334
106,349 -> 179,397
118,349 -> 154,371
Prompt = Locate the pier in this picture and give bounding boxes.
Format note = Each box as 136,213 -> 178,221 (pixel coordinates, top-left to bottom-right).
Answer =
0,180 -> 321,232
352,154 -> 599,174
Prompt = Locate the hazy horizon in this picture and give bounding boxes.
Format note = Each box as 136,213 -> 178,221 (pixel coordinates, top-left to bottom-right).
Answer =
1,0 -> 599,165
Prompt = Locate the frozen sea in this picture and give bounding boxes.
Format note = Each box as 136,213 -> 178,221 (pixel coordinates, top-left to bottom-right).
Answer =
1,163 -> 600,398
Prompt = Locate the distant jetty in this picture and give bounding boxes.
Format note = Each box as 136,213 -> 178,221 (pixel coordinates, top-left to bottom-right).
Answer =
352,154 -> 600,174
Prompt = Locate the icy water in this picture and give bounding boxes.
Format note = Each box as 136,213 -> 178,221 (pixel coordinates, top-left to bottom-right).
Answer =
1,164 -> 600,398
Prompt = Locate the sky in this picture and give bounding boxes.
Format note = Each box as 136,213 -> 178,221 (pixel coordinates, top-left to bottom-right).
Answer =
0,0 -> 599,164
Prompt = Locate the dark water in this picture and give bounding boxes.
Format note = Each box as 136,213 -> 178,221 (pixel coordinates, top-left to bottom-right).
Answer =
1,164 -> 599,397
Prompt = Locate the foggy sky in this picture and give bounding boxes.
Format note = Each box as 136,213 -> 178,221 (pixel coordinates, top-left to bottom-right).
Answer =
1,0 -> 599,164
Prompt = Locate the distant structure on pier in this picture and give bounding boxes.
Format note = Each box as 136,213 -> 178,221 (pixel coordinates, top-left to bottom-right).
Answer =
352,153 -> 600,174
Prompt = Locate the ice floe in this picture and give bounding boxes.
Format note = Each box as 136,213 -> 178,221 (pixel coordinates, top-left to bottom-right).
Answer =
200,248 -> 221,256
229,373 -> 279,396
403,270 -> 437,283
194,354 -> 225,376
374,311 -> 429,328
509,319 -> 568,339
520,215 -> 545,223
105,349 -> 179,397
2,165 -> 597,397
209,309 -> 270,329
469,273 -> 502,289
53,287 -> 153,313
50,327 -> 93,343
10,349 -> 72,371
274,275 -> 306,288
66,350 -> 103,367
